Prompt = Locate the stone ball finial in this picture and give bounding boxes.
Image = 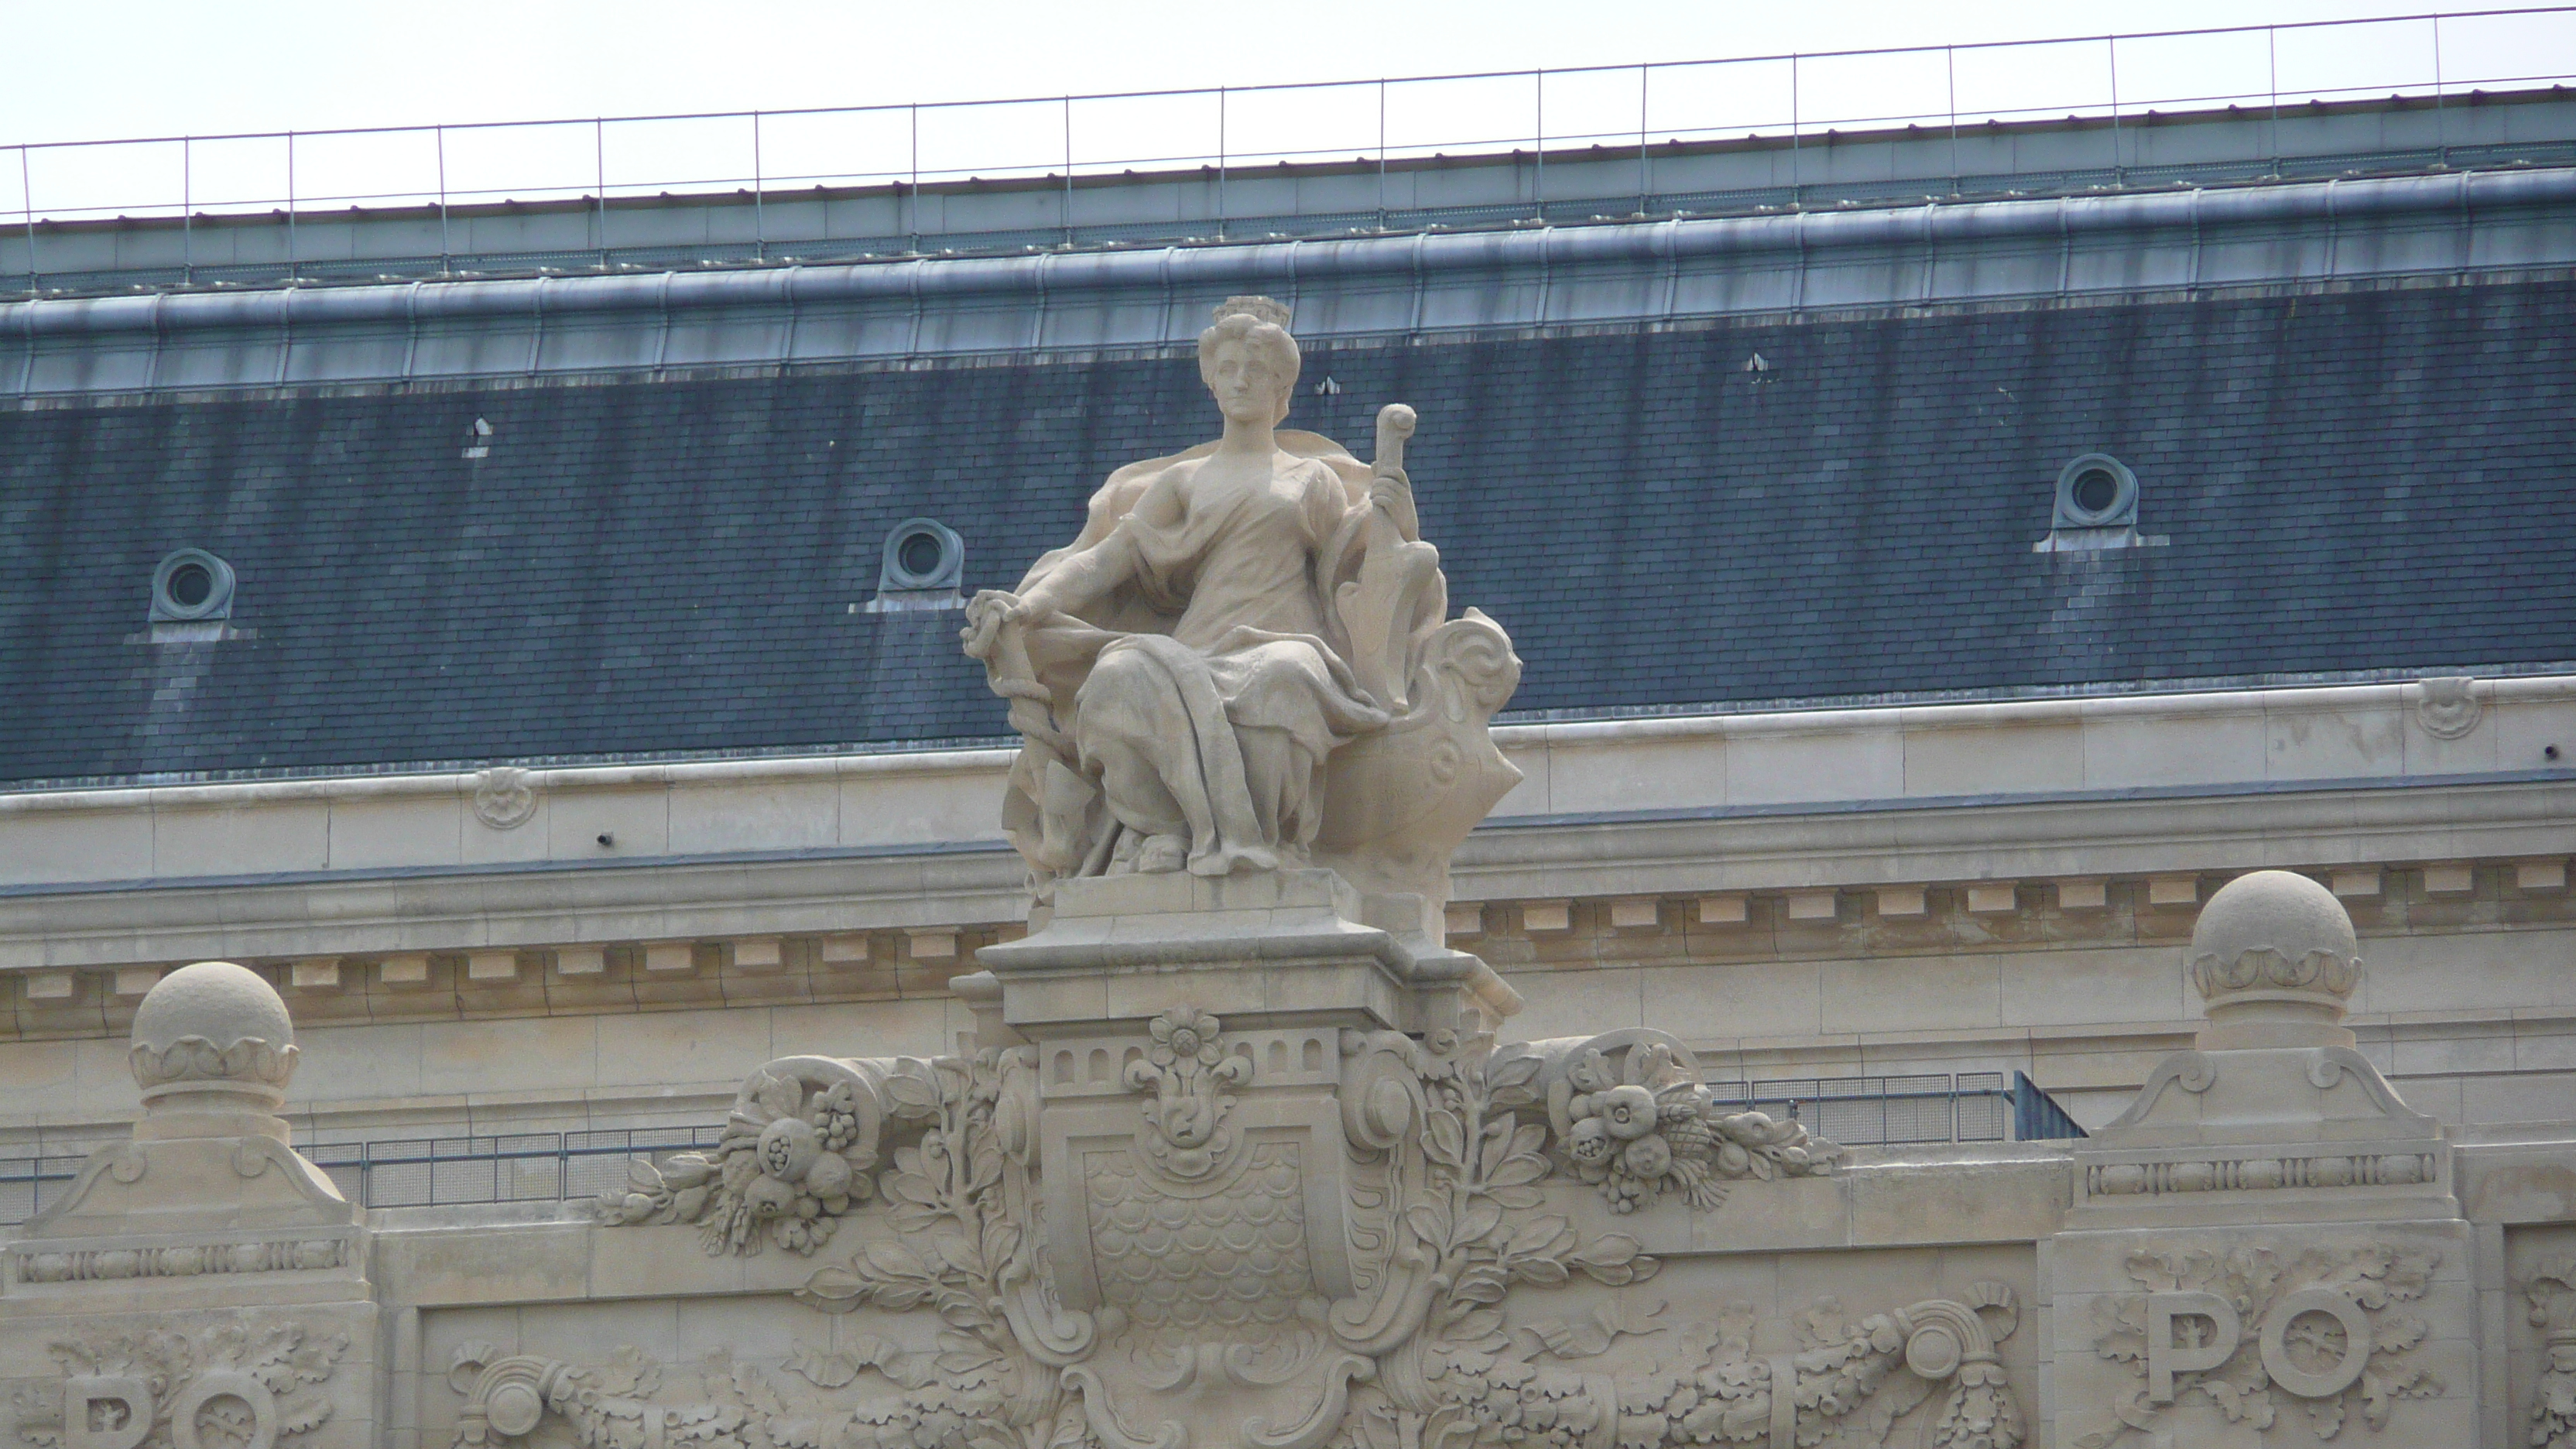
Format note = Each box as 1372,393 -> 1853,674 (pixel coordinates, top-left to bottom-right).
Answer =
128,961 -> 300,1112
2187,871 -> 2362,1048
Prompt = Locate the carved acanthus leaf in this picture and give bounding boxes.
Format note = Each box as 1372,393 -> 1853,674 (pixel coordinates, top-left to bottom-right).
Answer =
2526,1256 -> 2576,1449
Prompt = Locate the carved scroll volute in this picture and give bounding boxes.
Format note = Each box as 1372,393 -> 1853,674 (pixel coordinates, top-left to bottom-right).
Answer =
985,1046 -> 1097,1370
1896,1284 -> 2026,1447
451,1357 -> 577,1448
1338,1029 -> 1429,1156
1329,1030 -> 1443,1368
1314,610 -> 1523,909
2526,1256 -> 2576,1448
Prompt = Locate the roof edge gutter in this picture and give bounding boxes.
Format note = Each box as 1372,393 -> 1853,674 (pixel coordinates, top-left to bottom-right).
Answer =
8,167 -> 2571,343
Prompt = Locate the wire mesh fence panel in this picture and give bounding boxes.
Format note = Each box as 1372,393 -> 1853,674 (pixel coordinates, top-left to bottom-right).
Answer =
492,1134 -> 567,1201
564,1127 -> 728,1201
1958,1074 -> 2013,1140
1698,1073 -> 2011,1146
430,1139 -> 510,1207
361,1147 -> 435,1208
307,1142 -> 366,1204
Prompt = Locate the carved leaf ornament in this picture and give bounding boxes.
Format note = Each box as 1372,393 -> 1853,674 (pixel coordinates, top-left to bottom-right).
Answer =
507,1016 -> 2022,1449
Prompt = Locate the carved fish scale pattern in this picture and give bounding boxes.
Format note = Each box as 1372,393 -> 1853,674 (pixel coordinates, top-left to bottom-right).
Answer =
1085,1142 -> 1312,1333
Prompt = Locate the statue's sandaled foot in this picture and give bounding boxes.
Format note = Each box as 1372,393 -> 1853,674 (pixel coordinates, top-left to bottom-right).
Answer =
1136,834 -> 1189,873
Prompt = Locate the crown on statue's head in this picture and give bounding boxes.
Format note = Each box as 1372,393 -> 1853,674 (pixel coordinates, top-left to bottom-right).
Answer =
1212,295 -> 1293,330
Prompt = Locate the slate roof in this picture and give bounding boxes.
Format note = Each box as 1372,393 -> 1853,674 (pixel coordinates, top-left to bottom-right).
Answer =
2,276 -> 2573,787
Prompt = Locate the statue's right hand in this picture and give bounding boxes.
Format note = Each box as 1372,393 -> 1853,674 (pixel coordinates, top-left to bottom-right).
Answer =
961,589 -> 1028,661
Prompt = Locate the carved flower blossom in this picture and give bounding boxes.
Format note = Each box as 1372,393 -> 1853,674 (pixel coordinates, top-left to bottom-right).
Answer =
1148,1007 -> 1225,1069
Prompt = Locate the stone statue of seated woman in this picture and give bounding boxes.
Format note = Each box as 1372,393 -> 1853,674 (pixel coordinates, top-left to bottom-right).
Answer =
962,296 -> 1520,913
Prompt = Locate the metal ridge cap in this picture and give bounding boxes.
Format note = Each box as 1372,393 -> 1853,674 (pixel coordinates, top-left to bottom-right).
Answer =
12,167 -> 2574,341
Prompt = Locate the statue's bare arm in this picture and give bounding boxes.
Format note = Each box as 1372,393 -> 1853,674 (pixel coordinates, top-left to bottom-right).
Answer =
964,464 -> 1184,658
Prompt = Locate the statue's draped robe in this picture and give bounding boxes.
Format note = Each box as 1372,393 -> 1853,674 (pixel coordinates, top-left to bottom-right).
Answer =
1012,450 -> 1389,877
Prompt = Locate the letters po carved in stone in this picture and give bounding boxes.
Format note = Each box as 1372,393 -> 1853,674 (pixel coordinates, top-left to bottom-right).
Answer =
2084,1246 -> 2441,1445
2143,1288 -> 2373,1405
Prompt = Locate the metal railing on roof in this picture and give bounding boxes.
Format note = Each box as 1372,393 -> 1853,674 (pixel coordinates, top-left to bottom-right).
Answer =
0,1074 -> 2087,1226
1714,1072 -> 2023,1146
2,8 -> 2572,294
301,1126 -> 728,1211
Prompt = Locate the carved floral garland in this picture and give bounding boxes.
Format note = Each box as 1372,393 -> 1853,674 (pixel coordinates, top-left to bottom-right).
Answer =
518,1014 -> 2008,1449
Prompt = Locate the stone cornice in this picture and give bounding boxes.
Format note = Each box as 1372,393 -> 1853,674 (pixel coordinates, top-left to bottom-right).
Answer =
1453,772 -> 2576,899
7,674 -> 2571,819
4,775 -> 2570,974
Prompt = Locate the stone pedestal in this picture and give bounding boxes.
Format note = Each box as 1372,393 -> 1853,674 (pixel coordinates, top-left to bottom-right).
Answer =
969,868 -> 1519,1042
2044,872 -> 2483,1447
2,963 -> 381,1449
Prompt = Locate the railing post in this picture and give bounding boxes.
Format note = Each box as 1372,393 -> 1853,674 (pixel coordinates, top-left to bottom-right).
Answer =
908,103 -> 920,253
182,137 -> 193,284
1216,85 -> 1228,242
1790,53 -> 1801,207
285,129 -> 298,283
2432,14 -> 2447,163
437,125 -> 451,276
1532,67 -> 1544,224
1636,64 -> 1650,217
1946,46 -> 1960,196
1378,78 -> 1389,229
2107,34 -> 2123,186
752,111 -> 766,262
1063,94 -> 1074,248
2267,26 -> 2281,179
595,117 -> 608,270
16,146 -> 32,295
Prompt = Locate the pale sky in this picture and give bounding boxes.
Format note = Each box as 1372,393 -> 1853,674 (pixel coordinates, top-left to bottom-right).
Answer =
3,2 -> 2567,221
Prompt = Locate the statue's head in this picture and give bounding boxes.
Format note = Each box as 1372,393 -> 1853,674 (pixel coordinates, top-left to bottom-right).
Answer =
1199,296 -> 1300,426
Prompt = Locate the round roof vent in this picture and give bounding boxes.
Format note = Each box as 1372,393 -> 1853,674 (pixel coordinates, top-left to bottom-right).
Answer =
149,548 -> 236,623
2052,454 -> 2138,529
879,518 -> 964,594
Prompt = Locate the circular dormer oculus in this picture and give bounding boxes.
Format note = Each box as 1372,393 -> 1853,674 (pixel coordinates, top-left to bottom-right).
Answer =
879,518 -> 964,594
150,548 -> 237,622
2052,454 -> 2139,529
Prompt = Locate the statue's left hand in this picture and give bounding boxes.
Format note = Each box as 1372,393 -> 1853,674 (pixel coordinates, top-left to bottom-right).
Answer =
1368,468 -> 1420,542
961,589 -> 1028,661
